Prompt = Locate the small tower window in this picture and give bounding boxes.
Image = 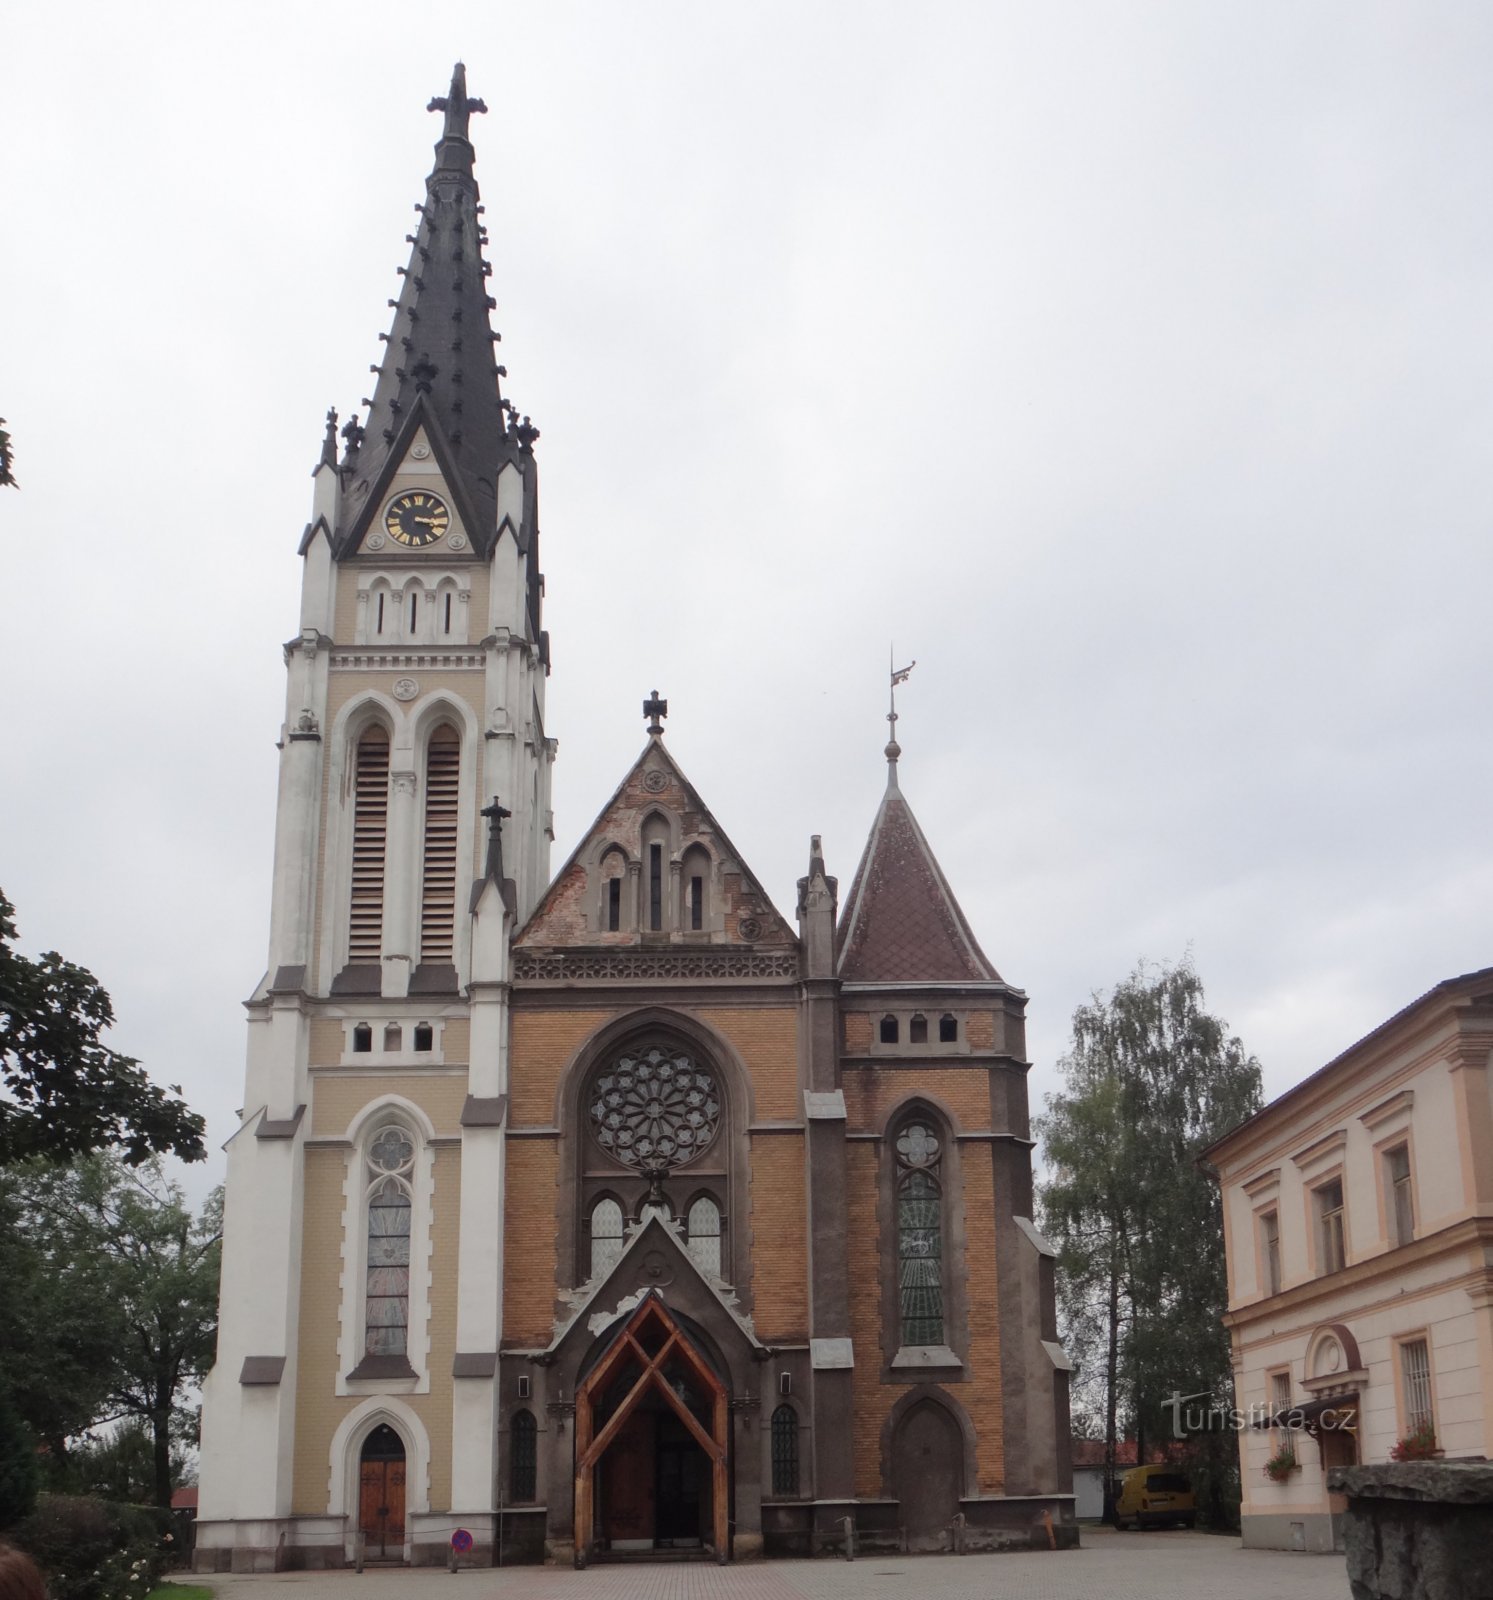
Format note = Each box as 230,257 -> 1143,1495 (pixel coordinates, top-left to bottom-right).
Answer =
408,592 -> 419,634
413,1023 -> 433,1053
383,1024 -> 402,1053
939,1014 -> 958,1043
649,844 -> 663,931
443,592 -> 453,635
510,1409 -> 537,1503
880,1015 -> 899,1045
909,1013 -> 928,1044
607,878 -> 621,932
375,592 -> 386,634
771,1404 -> 800,1497
690,876 -> 703,930
353,1023 -> 373,1054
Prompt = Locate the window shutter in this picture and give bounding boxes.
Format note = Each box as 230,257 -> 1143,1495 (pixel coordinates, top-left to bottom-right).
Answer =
420,728 -> 460,961
348,730 -> 390,961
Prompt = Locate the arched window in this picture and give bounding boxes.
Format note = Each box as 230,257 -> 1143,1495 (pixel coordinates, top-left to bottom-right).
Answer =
365,1126 -> 416,1359
590,1197 -> 624,1280
771,1404 -> 800,1496
909,1013 -> 928,1044
419,724 -> 460,962
895,1120 -> 944,1347
348,727 -> 390,961
686,1195 -> 722,1277
938,1014 -> 958,1043
598,846 -> 627,933
681,842 -> 711,933
509,1409 -> 537,1503
880,1014 -> 899,1045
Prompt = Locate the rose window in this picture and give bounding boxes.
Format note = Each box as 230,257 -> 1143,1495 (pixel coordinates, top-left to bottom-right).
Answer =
589,1046 -> 721,1169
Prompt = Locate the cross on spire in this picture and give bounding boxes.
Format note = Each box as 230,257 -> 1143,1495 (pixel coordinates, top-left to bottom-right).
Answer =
481,794 -> 511,883
428,61 -> 488,144
643,689 -> 668,737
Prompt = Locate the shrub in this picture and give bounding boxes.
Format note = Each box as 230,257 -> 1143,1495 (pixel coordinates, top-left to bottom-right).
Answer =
0,1394 -> 40,1530
1263,1443 -> 1298,1483
14,1495 -> 172,1600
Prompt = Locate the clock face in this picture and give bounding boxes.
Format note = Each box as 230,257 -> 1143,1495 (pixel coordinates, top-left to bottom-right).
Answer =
383,491 -> 450,547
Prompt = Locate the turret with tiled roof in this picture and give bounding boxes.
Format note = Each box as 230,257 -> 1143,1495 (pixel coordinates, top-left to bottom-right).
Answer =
836,720 -> 1001,985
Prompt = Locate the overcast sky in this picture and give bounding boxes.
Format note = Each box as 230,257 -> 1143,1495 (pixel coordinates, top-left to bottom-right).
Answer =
3,3 -> 1490,1205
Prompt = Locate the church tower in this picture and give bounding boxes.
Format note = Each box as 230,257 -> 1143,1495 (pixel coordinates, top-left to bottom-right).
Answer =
196,65 -> 553,1570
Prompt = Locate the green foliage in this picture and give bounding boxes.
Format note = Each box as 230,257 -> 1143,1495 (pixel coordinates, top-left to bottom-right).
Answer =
55,1421 -> 191,1507
0,890 -> 205,1167
1037,956 -> 1262,1527
0,1390 -> 40,1530
0,1158 -> 222,1508
13,1495 -> 173,1600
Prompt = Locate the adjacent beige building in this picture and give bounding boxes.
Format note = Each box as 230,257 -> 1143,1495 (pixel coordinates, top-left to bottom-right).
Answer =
1206,967 -> 1493,1552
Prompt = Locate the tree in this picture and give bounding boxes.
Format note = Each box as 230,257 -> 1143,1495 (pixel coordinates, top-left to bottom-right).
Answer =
0,417 -> 14,488
0,1157 -> 222,1508
0,891 -> 205,1166
1037,957 -> 1262,1526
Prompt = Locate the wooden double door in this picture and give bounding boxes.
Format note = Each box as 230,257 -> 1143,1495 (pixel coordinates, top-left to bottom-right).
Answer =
358,1424 -> 407,1560
600,1407 -> 710,1549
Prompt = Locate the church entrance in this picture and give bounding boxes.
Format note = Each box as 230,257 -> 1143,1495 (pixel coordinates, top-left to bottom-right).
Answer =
575,1292 -> 729,1565
357,1424 -> 406,1561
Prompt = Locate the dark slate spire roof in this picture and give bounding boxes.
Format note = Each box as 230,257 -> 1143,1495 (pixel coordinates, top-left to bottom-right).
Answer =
835,753 -> 1001,985
333,63 -> 537,561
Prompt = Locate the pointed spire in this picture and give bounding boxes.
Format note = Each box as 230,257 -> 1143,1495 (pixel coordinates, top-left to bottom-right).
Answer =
334,64 -> 525,560
318,407 -> 339,470
836,770 -> 1000,985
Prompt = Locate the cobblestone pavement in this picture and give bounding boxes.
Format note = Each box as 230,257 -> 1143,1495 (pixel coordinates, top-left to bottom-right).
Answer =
200,1526 -> 1349,1600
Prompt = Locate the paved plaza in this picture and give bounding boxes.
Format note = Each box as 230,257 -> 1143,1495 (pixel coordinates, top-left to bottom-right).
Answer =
200,1527 -> 1349,1600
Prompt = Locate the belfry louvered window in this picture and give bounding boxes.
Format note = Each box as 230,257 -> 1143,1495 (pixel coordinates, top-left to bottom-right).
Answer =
895,1120 -> 944,1347
420,725 -> 460,961
348,728 -> 390,961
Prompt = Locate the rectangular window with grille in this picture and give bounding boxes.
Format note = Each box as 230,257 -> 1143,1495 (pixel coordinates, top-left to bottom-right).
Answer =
1400,1338 -> 1433,1435
1386,1145 -> 1414,1247
1316,1179 -> 1345,1275
771,1404 -> 800,1497
1262,1210 -> 1282,1296
348,731 -> 390,961
419,729 -> 460,961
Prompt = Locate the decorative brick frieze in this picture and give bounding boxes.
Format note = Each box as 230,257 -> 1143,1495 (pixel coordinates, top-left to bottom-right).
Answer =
513,948 -> 799,984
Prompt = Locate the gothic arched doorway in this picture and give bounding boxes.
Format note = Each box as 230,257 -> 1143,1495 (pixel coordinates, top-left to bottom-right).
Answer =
574,1292 -> 729,1565
893,1400 -> 962,1550
358,1423 -> 406,1561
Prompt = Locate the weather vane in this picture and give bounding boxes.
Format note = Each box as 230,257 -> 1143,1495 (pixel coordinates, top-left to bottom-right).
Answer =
888,648 -> 916,744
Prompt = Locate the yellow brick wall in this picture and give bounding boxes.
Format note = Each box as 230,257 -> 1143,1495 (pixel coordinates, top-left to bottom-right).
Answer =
844,1012 -> 872,1053
845,1141 -> 1005,1496
965,1012 -> 996,1050
748,1133 -> 808,1341
842,1068 -> 992,1135
505,1137 -> 560,1342
311,1073 -> 468,1137
293,1147 -> 348,1513
292,1145 -> 462,1515
696,1006 -> 799,1121
961,1150 -> 1005,1491
509,1009 -> 613,1125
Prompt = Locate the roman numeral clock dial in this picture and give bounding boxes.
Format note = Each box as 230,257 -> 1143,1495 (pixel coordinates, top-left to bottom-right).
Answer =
383,490 -> 450,547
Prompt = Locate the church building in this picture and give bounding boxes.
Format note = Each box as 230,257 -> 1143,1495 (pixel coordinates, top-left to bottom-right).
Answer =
195,66 -> 1073,1571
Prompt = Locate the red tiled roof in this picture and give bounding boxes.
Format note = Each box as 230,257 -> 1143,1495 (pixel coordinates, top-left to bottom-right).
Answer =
171,1486 -> 199,1511
836,777 -> 1000,984
1069,1438 -> 1178,1468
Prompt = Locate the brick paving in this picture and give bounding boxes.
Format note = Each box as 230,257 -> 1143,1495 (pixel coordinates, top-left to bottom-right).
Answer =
199,1526 -> 1349,1600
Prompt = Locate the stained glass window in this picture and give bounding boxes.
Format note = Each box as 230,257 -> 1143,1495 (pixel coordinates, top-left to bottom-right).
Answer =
588,1047 -> 721,1170
510,1409 -> 537,1502
590,1197 -> 624,1280
896,1120 -> 944,1347
686,1195 -> 722,1277
771,1404 -> 799,1496
365,1126 -> 415,1357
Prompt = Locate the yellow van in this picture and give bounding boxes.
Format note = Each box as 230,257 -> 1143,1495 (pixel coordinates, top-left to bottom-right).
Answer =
1113,1465 -> 1196,1530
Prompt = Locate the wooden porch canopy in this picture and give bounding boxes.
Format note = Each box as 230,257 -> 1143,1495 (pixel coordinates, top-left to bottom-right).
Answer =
573,1291 -> 730,1565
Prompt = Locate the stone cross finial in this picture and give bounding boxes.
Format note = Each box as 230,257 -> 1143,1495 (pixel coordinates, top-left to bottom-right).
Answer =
643,690 -> 668,736
428,62 -> 488,143
481,794 -> 511,883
